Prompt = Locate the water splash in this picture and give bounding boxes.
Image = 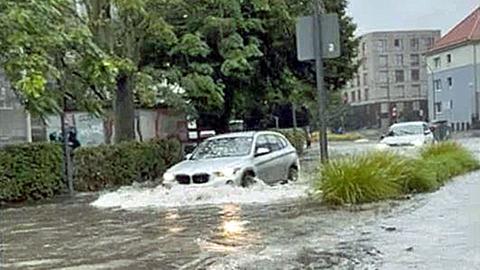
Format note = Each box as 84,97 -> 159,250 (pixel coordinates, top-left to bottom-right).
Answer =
91,181 -> 309,210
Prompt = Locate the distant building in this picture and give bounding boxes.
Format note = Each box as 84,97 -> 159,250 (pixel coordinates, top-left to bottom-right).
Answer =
426,7 -> 480,131
0,71 -> 38,146
343,30 -> 441,129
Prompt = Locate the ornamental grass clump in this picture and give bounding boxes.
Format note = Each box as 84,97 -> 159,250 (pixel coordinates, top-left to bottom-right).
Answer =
316,151 -> 407,205
316,141 -> 479,205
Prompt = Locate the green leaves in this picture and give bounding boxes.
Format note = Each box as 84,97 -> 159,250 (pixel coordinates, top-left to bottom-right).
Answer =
170,33 -> 210,57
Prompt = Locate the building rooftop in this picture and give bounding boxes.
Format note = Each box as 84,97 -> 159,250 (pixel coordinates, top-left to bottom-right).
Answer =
430,7 -> 480,53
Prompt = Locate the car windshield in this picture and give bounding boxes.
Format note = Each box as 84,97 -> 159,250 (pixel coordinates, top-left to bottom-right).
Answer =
390,124 -> 424,136
191,137 -> 253,160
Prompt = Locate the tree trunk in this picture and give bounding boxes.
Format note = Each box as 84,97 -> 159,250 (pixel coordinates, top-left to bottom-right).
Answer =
219,87 -> 234,133
114,73 -> 135,142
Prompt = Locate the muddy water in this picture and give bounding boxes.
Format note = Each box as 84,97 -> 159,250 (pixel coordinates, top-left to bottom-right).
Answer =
1,138 -> 479,269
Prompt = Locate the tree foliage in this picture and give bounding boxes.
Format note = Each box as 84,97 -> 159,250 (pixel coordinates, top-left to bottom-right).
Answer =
0,0 -> 359,136
0,0 -> 118,116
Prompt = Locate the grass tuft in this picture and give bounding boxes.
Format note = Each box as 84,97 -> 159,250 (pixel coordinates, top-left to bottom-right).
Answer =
315,142 -> 479,205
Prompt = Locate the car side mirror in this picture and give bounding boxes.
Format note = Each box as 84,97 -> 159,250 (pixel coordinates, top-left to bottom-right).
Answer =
255,147 -> 270,157
380,135 -> 385,140
185,153 -> 192,160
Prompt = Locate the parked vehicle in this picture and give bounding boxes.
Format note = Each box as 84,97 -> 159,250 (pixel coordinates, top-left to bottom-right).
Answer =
163,131 -> 300,187
377,121 -> 435,150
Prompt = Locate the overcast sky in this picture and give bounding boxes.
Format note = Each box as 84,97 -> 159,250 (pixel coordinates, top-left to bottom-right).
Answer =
347,0 -> 479,36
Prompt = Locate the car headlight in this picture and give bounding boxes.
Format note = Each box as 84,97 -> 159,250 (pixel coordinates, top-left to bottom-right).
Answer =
412,140 -> 424,147
163,172 -> 175,182
376,143 -> 388,150
213,168 -> 240,178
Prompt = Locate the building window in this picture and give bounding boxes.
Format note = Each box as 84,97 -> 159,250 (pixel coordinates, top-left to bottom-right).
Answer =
357,90 -> 361,101
379,71 -> 389,83
423,37 -> 435,49
449,100 -> 454,109
394,39 -> 403,50
381,103 -> 389,113
380,86 -> 389,98
410,54 -> 420,66
412,84 -> 421,97
447,54 -> 452,63
434,79 -> 442,91
447,77 -> 453,88
362,42 -> 367,57
434,57 -> 441,68
362,61 -> 368,71
395,70 -> 405,83
435,102 -> 442,114
394,85 -> 405,97
379,55 -> 388,67
411,69 -> 420,81
410,38 -> 419,50
0,86 -> 12,110
413,101 -> 420,111
365,88 -> 369,101
363,73 -> 368,86
376,39 -> 387,52
395,54 -> 404,66
351,91 -> 356,102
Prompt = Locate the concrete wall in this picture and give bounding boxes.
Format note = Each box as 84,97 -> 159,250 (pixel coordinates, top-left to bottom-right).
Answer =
0,110 -> 28,146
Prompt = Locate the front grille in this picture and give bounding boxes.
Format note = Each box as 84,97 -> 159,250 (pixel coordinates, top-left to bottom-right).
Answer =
176,175 -> 191,185
389,143 -> 413,147
192,174 -> 210,184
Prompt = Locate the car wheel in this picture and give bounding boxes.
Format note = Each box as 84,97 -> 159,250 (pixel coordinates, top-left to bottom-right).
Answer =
241,173 -> 256,188
287,167 -> 299,182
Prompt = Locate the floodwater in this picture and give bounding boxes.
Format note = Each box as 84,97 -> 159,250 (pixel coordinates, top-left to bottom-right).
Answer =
1,138 -> 479,269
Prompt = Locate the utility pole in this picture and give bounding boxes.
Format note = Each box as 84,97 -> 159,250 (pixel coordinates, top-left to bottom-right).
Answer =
313,0 -> 329,162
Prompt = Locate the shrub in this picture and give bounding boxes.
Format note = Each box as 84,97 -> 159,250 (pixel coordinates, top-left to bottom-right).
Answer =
74,138 -> 182,192
274,128 -> 306,155
0,143 -> 63,202
316,151 -> 406,205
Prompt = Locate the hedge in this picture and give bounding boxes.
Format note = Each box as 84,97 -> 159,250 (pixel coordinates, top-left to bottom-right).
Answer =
0,139 -> 182,202
0,143 -> 63,202
74,138 -> 182,192
274,128 -> 306,155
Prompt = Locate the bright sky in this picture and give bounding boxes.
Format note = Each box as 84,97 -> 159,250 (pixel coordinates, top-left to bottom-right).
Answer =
347,0 -> 479,36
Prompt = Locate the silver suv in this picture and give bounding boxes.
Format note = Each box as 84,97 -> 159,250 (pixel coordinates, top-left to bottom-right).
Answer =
163,131 -> 300,187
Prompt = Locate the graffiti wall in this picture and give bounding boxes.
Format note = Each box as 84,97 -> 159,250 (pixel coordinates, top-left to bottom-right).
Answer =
46,113 -> 105,146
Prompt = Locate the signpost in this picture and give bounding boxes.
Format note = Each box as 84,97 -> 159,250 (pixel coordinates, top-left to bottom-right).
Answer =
296,0 -> 341,163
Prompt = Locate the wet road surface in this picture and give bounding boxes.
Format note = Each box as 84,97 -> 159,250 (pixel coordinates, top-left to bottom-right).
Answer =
1,138 -> 479,269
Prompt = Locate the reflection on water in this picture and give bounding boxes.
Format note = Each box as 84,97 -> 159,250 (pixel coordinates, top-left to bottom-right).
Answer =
199,204 -> 261,253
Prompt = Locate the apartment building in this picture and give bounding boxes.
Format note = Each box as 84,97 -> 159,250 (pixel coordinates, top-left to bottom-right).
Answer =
343,30 -> 441,129
426,7 -> 480,131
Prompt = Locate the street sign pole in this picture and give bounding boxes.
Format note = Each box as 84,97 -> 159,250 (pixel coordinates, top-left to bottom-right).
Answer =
313,0 -> 329,162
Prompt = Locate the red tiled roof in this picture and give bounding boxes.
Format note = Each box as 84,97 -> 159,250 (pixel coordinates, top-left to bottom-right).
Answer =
431,7 -> 480,52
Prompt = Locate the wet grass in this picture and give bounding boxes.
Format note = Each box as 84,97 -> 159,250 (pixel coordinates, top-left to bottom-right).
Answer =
315,142 -> 480,205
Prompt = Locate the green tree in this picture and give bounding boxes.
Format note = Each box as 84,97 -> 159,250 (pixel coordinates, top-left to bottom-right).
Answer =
82,0 -> 181,142
0,0 -> 118,117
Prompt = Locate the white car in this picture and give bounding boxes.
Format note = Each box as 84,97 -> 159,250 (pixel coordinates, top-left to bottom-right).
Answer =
163,131 -> 300,187
377,121 -> 435,150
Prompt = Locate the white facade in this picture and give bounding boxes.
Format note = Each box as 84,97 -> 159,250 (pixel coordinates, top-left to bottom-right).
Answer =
426,42 -> 480,129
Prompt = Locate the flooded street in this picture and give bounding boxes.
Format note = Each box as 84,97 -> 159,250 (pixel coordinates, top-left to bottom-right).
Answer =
1,138 -> 479,269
